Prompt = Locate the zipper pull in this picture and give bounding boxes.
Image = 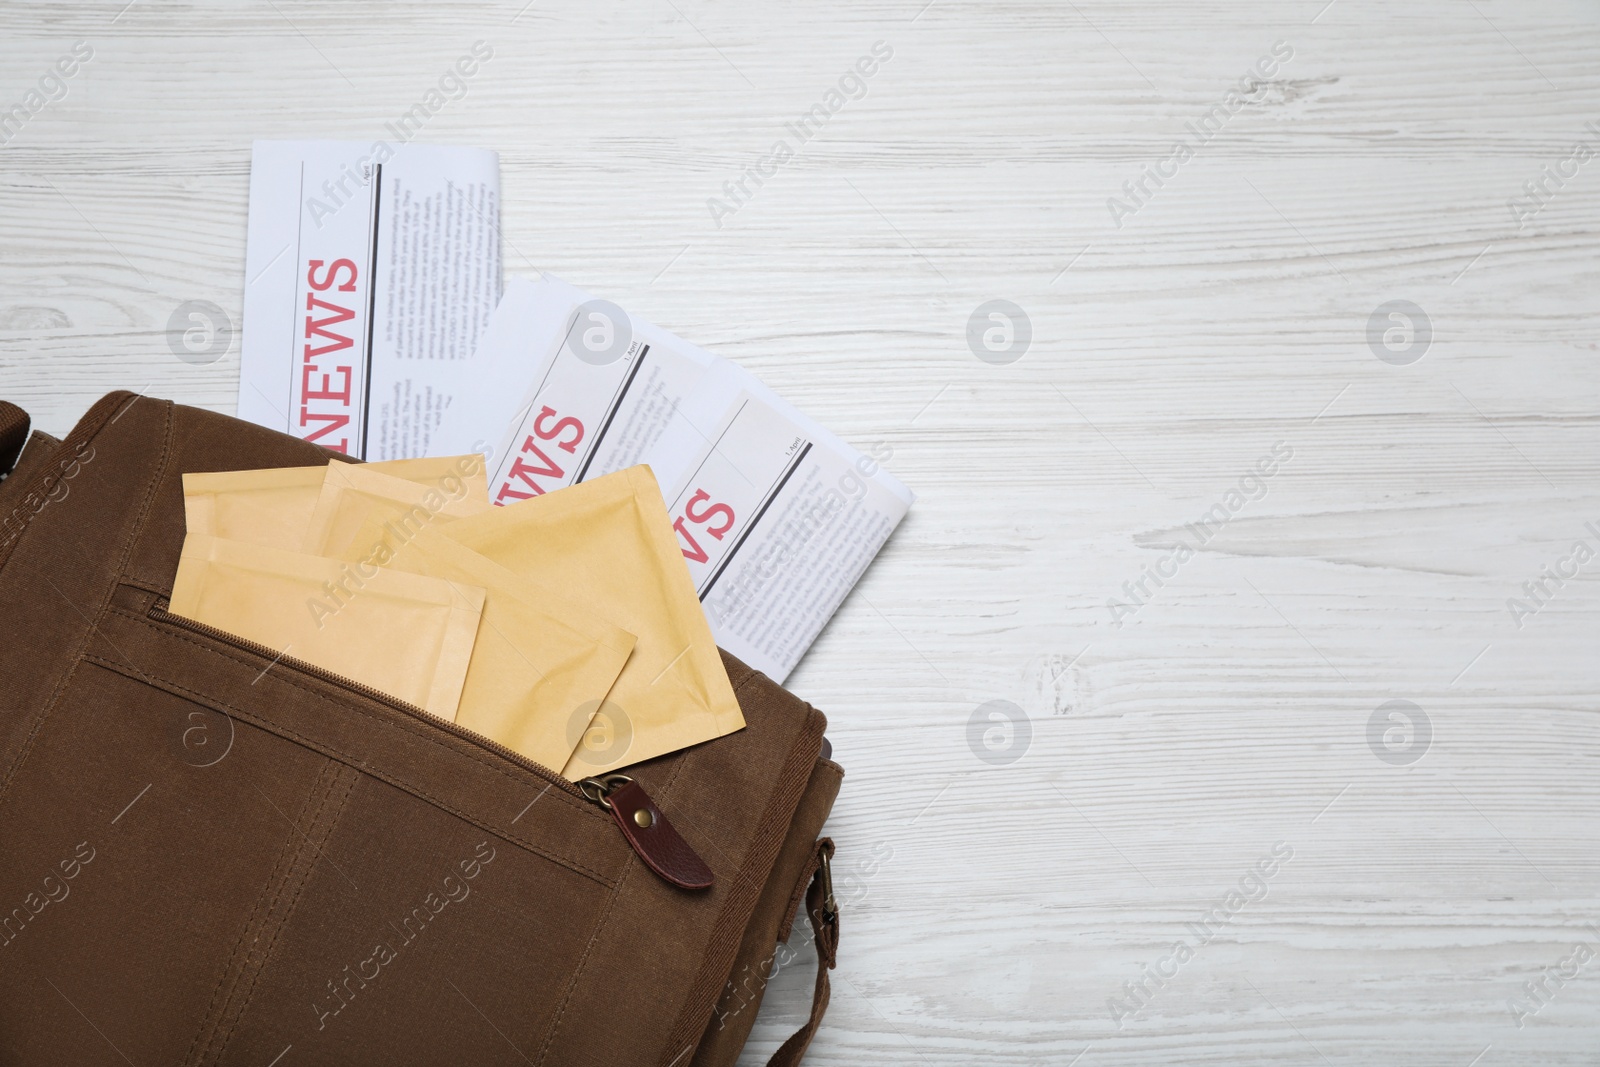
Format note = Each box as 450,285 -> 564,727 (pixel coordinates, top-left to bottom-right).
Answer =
578,774 -> 714,890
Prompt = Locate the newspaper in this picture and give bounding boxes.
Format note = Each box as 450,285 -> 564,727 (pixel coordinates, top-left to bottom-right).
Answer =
435,276 -> 715,502
237,139 -> 502,460
432,275 -> 913,682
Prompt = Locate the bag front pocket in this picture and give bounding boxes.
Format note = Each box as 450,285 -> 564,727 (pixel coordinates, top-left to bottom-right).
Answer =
0,646 -> 353,1066
0,582 -> 635,1066
185,769 -> 620,1067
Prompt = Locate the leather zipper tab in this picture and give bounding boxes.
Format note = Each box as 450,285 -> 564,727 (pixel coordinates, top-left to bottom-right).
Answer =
578,774 -> 714,890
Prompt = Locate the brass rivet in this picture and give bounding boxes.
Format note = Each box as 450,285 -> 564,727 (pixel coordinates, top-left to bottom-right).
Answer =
633,808 -> 655,829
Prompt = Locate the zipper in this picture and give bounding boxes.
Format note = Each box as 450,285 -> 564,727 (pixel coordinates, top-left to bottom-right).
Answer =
147,602 -> 586,802
574,773 -> 715,890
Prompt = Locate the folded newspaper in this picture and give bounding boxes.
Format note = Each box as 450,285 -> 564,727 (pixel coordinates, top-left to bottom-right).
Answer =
238,140 -> 502,460
237,141 -> 910,682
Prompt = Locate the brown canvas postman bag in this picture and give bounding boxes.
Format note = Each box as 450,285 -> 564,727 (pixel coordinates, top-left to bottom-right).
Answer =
0,393 -> 843,1067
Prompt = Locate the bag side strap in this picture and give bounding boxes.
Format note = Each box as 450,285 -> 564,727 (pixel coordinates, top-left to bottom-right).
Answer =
0,401 -> 29,478
766,839 -> 838,1067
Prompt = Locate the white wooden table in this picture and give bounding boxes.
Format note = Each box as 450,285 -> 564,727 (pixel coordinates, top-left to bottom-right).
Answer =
4,1 -> 1599,1063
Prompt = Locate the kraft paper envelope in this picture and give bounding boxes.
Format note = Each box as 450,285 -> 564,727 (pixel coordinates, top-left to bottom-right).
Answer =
184,455 -> 488,549
339,522 -> 638,772
367,454 -> 489,506
169,533 -> 485,720
441,465 -> 745,775
301,461 -> 491,558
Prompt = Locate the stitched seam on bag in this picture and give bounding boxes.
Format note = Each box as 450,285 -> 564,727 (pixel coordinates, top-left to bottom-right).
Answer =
84,652 -> 617,887
182,845 -> 278,1067
217,765 -> 351,1060
202,764 -> 346,1063
109,605 -> 601,823
0,390 -> 126,574
209,764 -> 361,1063
650,752 -> 712,1067
666,749 -> 767,903
532,855 -> 633,1067
660,706 -> 828,1059
778,845 -> 825,946
0,396 -> 171,810
182,761 -> 345,1067
656,678 -> 814,1065
118,575 -> 171,596
730,667 -> 761,700
676,664 -> 768,906
530,732 -> 695,1064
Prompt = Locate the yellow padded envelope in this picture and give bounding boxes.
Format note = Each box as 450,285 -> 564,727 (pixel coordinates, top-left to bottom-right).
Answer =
169,533 -> 485,721
183,455 -> 488,550
340,523 -> 637,772
369,455 -> 489,505
301,461 -> 491,557
441,465 -> 745,776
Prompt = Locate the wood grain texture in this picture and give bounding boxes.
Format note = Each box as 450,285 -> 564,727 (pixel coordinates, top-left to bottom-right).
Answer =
3,1 -> 1599,1063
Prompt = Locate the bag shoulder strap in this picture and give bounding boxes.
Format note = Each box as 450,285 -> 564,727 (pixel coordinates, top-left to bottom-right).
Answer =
766,839 -> 838,1067
0,401 -> 29,478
